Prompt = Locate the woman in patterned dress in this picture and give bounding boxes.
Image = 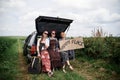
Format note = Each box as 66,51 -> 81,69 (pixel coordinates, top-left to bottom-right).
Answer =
37,31 -> 53,77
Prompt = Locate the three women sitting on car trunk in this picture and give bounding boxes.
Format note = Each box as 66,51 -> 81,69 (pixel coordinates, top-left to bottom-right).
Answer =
37,30 -> 74,77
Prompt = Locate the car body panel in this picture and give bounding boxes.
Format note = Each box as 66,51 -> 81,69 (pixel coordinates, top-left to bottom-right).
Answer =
35,16 -> 73,36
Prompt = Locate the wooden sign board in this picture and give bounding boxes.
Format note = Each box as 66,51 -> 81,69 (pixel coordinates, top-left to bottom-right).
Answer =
59,37 -> 84,52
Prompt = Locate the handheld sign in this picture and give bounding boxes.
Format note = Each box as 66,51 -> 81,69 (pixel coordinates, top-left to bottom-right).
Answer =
59,37 -> 84,52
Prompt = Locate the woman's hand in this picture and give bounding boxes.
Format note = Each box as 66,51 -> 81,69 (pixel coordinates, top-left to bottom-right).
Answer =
37,53 -> 41,57
41,40 -> 45,43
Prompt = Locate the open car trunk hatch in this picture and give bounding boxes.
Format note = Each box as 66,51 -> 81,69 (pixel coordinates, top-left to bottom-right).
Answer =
35,16 -> 73,36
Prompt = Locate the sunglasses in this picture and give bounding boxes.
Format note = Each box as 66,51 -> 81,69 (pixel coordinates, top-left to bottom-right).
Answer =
52,33 -> 55,34
44,32 -> 48,35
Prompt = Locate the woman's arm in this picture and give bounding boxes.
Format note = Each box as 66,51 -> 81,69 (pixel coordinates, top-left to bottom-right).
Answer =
37,38 -> 40,56
45,38 -> 50,49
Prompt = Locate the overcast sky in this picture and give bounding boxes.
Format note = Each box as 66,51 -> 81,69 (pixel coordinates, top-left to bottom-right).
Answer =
0,0 -> 120,37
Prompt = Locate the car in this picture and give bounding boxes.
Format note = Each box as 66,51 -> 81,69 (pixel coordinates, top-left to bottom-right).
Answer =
23,16 -> 73,63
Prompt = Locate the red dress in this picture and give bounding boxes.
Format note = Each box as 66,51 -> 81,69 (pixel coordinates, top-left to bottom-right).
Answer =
40,43 -> 51,72
41,50 -> 51,72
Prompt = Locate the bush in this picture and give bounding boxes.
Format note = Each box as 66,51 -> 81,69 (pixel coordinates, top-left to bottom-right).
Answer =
75,37 -> 120,64
105,37 -> 120,64
75,37 -> 120,74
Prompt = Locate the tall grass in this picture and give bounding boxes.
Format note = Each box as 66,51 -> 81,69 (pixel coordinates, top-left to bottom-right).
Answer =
75,37 -> 120,74
0,36 -> 120,80
0,37 -> 19,80
30,70 -> 85,80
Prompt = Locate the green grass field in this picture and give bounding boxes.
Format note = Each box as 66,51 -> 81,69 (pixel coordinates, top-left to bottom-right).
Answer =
0,36 -> 120,80
0,37 -> 19,80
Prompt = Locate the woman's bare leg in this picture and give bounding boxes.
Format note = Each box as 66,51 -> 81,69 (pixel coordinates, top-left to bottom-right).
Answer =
62,64 -> 66,73
66,60 -> 73,70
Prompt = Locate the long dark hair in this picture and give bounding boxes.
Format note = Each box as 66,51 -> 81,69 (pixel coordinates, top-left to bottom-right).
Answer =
40,31 -> 48,42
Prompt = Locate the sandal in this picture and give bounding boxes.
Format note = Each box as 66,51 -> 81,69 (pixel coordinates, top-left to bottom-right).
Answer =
48,71 -> 53,77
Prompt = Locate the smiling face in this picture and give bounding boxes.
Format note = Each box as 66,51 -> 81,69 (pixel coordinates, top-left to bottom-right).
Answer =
42,31 -> 48,38
51,30 -> 56,38
60,32 -> 66,39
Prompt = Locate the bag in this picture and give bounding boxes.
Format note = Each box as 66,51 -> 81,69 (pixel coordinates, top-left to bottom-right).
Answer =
28,57 -> 41,74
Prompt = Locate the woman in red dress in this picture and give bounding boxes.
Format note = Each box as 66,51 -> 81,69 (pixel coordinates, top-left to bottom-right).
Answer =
48,31 -> 63,71
37,31 -> 53,77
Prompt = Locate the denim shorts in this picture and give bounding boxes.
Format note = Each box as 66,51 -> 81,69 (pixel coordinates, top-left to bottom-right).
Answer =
60,51 -> 69,63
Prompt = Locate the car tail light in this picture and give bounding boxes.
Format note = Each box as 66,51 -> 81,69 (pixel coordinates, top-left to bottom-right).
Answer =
30,45 -> 36,55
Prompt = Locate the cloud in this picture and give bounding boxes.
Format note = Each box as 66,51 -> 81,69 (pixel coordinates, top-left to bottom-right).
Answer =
91,8 -> 120,23
53,0 -> 90,10
0,0 -> 120,36
0,0 -> 26,8
19,11 -> 39,24
18,8 -> 57,28
54,0 -> 119,9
